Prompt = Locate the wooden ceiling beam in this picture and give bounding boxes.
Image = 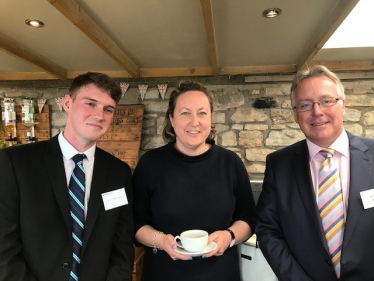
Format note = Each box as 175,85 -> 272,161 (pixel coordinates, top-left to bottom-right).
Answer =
310,60 -> 374,72
0,33 -> 67,79
47,0 -> 139,78
140,67 -> 213,78
220,65 -> 296,75
296,0 -> 360,71
200,0 -> 219,76
1,61 -> 373,81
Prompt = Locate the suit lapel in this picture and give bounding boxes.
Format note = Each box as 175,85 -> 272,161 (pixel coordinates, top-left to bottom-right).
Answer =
44,136 -> 72,234
343,133 -> 371,248
82,148 -> 110,255
293,142 -> 329,251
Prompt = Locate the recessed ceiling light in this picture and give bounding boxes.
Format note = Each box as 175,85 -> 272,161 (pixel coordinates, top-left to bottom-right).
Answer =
262,8 -> 282,18
25,19 -> 44,28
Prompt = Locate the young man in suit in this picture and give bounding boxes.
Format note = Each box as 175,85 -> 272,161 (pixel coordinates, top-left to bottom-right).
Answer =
0,72 -> 134,281
256,65 -> 374,280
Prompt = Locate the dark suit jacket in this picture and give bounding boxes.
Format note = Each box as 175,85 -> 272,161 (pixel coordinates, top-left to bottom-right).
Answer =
0,135 -> 134,281
256,132 -> 374,281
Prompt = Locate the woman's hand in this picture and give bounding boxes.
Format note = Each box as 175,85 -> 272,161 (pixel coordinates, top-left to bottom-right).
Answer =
157,233 -> 192,261
136,226 -> 194,261
203,230 -> 231,258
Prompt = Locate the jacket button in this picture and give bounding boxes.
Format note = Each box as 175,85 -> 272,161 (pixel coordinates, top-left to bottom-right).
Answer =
325,259 -> 332,266
62,262 -> 70,269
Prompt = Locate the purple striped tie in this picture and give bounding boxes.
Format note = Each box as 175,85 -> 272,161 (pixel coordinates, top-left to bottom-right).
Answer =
318,148 -> 344,278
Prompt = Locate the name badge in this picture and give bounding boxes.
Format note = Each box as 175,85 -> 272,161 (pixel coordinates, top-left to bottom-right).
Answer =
360,188 -> 374,209
102,188 -> 128,211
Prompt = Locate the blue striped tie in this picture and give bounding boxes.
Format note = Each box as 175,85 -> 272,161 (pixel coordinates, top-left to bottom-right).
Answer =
69,154 -> 86,281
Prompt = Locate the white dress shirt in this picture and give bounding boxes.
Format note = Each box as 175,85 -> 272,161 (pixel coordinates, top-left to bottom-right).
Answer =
58,132 -> 96,220
308,129 -> 350,220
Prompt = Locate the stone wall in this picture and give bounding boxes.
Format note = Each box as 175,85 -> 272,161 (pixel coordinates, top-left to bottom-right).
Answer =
1,76 -> 374,178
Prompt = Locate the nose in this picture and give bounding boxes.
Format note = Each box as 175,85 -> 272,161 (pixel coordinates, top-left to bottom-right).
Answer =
311,102 -> 324,115
93,108 -> 104,121
190,114 -> 199,126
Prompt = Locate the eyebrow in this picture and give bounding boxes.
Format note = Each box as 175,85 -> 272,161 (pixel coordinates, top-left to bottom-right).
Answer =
83,97 -> 115,110
179,107 -> 209,111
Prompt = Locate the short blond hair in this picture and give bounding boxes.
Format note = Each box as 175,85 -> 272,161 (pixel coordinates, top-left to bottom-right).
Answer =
290,65 -> 345,106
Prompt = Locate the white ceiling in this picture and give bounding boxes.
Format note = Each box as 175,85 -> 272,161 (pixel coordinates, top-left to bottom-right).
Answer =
0,0 -> 372,81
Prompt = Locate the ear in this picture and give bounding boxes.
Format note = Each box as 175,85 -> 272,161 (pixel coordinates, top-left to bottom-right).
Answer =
62,94 -> 71,112
169,114 -> 174,127
341,99 -> 346,115
293,109 -> 299,124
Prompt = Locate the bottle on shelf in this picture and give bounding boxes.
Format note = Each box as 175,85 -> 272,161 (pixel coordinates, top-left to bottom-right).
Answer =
25,131 -> 35,144
5,133 -> 13,147
1,98 -> 17,142
22,98 -> 35,125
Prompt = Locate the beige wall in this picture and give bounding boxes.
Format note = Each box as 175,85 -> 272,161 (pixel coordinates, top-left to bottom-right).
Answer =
1,76 -> 374,178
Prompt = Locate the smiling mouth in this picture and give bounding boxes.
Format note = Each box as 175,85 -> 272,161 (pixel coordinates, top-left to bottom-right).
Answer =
187,130 -> 200,134
88,123 -> 102,129
311,122 -> 328,126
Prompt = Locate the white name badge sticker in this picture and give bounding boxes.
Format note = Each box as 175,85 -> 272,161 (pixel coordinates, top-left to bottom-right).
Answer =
360,189 -> 374,209
102,188 -> 128,211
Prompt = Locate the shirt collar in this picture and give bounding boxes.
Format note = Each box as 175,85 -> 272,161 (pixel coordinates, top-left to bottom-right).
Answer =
58,132 -> 96,162
307,129 -> 349,160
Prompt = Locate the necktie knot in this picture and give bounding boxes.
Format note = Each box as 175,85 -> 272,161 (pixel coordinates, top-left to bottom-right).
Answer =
319,148 -> 334,159
72,154 -> 86,164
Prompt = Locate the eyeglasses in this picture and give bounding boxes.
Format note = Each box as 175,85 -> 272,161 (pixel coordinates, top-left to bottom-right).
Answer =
293,97 -> 341,112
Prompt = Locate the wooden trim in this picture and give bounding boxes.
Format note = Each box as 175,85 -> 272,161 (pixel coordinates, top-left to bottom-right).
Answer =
140,67 -> 213,77
1,62 -> 373,81
221,65 -> 296,75
245,71 -> 374,83
310,60 -> 374,71
245,75 -> 294,83
0,72 -> 62,80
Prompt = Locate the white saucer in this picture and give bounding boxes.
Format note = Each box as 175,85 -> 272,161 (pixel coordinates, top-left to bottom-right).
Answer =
175,242 -> 217,257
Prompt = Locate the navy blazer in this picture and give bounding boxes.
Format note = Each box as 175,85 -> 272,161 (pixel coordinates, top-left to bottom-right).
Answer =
256,132 -> 374,281
0,135 -> 134,281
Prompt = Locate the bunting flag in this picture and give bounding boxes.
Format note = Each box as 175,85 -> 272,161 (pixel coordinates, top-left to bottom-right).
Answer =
37,98 -> 47,113
120,82 -> 130,99
157,84 -> 168,100
138,85 -> 148,101
54,97 -> 64,112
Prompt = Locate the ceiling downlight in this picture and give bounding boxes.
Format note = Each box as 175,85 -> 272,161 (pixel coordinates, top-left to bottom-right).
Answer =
262,8 -> 282,18
25,19 -> 44,28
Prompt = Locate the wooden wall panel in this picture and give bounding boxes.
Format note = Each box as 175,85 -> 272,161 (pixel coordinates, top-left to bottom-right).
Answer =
97,104 -> 144,170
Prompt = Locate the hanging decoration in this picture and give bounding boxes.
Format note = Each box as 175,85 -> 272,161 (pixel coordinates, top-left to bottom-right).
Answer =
37,98 -> 47,113
138,85 -> 148,101
119,82 -> 130,99
54,97 -> 64,112
157,84 -> 168,100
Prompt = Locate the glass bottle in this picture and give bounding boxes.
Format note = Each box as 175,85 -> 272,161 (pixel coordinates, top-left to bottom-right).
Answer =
22,98 -> 35,124
25,131 -> 35,144
5,133 -> 13,147
1,98 -> 16,138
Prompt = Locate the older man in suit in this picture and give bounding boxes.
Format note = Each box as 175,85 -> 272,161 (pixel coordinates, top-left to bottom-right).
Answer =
256,65 -> 374,280
0,72 -> 134,281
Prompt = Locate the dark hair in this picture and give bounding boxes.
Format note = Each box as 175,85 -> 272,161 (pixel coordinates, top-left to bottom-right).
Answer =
290,65 -> 345,106
68,72 -> 122,104
162,81 -> 216,144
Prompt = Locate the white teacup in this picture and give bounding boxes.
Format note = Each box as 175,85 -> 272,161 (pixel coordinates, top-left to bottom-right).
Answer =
174,229 -> 208,252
